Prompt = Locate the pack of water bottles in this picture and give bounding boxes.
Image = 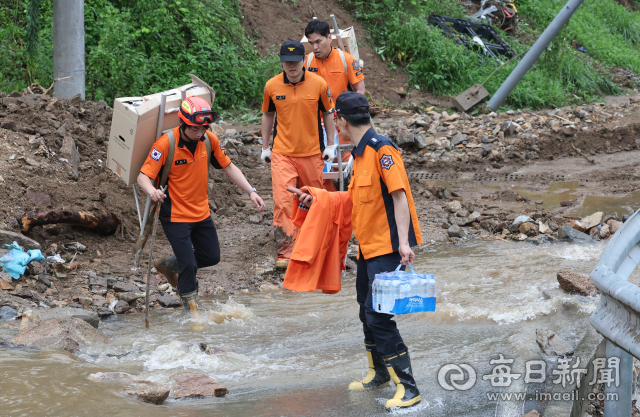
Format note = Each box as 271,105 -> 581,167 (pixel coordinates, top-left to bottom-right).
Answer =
372,264 -> 436,315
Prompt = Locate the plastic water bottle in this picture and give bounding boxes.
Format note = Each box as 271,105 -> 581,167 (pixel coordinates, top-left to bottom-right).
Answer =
372,278 -> 379,311
390,277 -> 402,312
382,278 -> 393,313
427,274 -> 436,298
410,276 -> 421,298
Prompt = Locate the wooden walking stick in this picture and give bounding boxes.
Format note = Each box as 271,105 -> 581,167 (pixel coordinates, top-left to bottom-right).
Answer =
145,186 -> 166,329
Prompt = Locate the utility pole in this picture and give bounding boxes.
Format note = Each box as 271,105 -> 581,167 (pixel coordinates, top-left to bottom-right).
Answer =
487,0 -> 584,110
53,0 -> 85,99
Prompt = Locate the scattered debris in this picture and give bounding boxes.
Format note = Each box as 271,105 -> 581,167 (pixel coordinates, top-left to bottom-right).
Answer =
17,210 -> 120,235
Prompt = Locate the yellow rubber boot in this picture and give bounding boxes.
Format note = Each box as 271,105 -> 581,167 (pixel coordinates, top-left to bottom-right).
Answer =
275,259 -> 289,272
348,342 -> 390,391
180,290 -> 204,331
384,347 -> 421,409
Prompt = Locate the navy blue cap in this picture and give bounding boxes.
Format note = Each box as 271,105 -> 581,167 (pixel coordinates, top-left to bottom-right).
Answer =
335,91 -> 370,114
280,40 -> 305,62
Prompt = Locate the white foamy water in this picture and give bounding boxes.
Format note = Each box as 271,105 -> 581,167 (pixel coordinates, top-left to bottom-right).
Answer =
1,241 -> 629,417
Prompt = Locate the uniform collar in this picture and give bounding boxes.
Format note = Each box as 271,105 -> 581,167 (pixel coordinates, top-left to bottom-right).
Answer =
283,69 -> 306,84
177,128 -> 205,148
319,48 -> 333,61
352,128 -> 377,157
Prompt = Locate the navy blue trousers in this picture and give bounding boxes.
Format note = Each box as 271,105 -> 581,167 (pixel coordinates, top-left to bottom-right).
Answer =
160,217 -> 221,296
356,251 -> 405,358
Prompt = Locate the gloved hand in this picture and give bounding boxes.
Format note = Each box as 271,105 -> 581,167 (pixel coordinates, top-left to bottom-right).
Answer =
322,144 -> 337,161
261,148 -> 272,163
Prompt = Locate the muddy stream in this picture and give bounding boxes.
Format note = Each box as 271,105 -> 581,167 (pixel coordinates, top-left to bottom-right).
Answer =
0,241 -> 635,416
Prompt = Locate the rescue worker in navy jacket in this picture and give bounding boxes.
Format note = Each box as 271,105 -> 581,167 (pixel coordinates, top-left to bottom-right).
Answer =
299,92 -> 423,409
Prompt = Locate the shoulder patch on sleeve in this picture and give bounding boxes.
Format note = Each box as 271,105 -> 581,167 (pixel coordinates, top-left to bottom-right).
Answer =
352,60 -> 361,70
380,154 -> 394,170
150,148 -> 162,161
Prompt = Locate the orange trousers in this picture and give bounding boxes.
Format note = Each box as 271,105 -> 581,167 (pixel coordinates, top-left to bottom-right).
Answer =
271,151 -> 324,260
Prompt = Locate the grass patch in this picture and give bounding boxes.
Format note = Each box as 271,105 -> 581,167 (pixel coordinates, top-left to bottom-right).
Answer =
0,0 -> 280,108
340,0 -> 627,109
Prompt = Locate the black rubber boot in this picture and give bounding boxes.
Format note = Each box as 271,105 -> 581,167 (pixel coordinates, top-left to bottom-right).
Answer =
348,342 -> 390,391
384,345 -> 421,409
155,255 -> 179,289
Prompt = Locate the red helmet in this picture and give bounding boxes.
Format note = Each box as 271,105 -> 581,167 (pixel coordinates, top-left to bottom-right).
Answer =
178,96 -> 218,126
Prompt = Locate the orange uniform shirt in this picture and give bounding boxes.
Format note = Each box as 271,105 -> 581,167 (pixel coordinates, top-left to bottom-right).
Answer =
140,127 -> 231,223
305,49 -> 364,102
348,128 -> 422,259
283,187 -> 352,294
262,70 -> 335,157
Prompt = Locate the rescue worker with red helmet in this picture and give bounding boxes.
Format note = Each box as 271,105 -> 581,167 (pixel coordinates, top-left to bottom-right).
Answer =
137,96 -> 265,313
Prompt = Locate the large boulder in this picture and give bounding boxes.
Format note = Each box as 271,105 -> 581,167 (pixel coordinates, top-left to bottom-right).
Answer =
170,372 -> 228,399
10,317 -> 110,352
125,381 -> 171,405
557,225 -> 594,244
0,306 -> 17,321
26,307 -> 100,328
557,269 -> 597,296
536,328 -> 574,356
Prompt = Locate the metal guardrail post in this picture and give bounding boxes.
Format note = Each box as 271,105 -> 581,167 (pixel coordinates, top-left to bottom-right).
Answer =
589,209 -> 640,416
487,0 -> 585,110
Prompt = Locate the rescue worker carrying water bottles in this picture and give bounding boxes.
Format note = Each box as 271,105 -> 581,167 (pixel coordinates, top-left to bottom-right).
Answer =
138,96 -> 265,314
296,91 -> 423,409
261,40 -> 336,272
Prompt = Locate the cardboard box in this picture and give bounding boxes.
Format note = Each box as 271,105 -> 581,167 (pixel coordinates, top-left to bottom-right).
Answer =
107,84 -> 213,185
301,26 -> 359,61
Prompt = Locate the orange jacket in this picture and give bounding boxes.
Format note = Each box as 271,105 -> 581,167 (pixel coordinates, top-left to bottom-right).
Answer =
283,187 -> 352,294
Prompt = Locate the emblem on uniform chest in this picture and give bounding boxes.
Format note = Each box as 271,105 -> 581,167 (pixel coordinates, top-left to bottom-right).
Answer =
379,154 -> 394,170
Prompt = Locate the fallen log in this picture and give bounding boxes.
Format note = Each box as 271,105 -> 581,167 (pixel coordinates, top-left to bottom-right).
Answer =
17,210 -> 120,235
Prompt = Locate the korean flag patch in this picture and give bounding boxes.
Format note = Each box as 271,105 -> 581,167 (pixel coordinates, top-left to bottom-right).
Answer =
150,148 -> 162,161
380,154 -> 394,170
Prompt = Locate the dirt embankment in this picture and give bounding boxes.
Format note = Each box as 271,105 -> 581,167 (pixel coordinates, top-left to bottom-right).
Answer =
0,89 -> 639,318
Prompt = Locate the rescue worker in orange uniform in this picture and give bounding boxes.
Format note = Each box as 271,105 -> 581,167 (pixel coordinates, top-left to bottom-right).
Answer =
138,96 -> 265,313
304,20 -> 365,175
261,40 -> 336,272
297,92 -> 422,410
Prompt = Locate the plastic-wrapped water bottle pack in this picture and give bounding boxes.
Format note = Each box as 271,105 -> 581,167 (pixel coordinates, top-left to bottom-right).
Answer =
372,264 -> 436,315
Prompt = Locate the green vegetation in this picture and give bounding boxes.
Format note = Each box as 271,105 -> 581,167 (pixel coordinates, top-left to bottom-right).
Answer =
0,0 -> 279,108
340,0 -> 638,109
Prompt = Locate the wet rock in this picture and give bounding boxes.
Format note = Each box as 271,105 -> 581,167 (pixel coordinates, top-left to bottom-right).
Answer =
0,276 -> 15,290
117,292 -> 138,304
113,300 -> 130,314
599,224 -> 610,239
0,306 -> 17,321
580,212 -> 603,230
394,132 -> 414,148
249,214 -> 263,224
0,230 -> 41,250
157,295 -> 181,308
414,135 -> 428,149
623,214 -> 630,223
522,410 -> 541,417
447,224 -> 463,238
450,134 -> 468,147
88,372 -> 139,384
602,212 -> 621,224
112,282 -> 139,293
558,226 -> 593,244
538,222 -> 551,235
445,200 -> 462,213
557,269 -> 597,296
519,222 -> 538,236
125,381 -> 171,405
170,372 -> 228,399
11,317 -> 110,352
259,283 -> 281,292
548,221 -> 559,231
468,211 -> 481,223
27,307 -> 100,328
97,307 -> 114,318
536,328 -> 574,356
198,343 -> 226,355
608,220 -> 623,234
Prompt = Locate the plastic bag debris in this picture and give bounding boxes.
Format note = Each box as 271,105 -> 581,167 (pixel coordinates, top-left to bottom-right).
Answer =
62,242 -> 87,253
0,241 -> 45,279
46,254 -> 66,264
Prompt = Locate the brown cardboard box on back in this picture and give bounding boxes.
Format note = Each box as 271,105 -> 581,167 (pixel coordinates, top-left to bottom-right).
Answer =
301,26 -> 360,61
107,84 -> 213,185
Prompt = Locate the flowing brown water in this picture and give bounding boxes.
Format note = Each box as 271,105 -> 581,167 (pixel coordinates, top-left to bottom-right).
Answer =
1,241 -> 631,416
